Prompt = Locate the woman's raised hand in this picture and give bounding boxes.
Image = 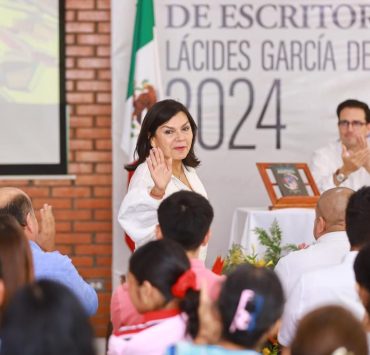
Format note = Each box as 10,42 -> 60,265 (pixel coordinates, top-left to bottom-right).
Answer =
146,147 -> 172,197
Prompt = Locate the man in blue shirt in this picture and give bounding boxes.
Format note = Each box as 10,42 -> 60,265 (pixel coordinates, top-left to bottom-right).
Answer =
0,187 -> 98,316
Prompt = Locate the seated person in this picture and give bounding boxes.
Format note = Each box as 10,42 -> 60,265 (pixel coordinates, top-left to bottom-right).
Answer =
108,239 -> 200,355
0,280 -> 96,355
354,243 -> 370,352
279,186 -> 370,346
111,191 -> 223,332
288,305 -> 367,355
311,99 -> 370,192
0,215 -> 33,322
275,187 -> 352,296
168,263 -> 284,355
0,187 -> 98,316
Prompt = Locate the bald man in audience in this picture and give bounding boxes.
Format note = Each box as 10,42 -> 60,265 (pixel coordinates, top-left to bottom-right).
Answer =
279,186 -> 370,347
275,187 -> 353,296
0,187 -> 98,316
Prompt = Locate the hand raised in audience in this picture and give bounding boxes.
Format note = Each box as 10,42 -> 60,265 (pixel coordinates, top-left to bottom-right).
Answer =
37,203 -> 56,252
146,147 -> 172,199
357,135 -> 370,173
195,282 -> 222,345
341,139 -> 370,175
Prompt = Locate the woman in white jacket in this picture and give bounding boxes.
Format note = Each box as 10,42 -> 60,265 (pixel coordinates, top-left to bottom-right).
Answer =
118,99 -> 207,249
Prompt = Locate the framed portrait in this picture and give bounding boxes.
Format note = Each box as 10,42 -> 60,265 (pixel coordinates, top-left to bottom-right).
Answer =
256,163 -> 320,209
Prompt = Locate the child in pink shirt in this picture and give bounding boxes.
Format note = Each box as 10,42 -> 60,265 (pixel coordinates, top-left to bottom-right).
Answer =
108,239 -> 200,355
111,191 -> 224,333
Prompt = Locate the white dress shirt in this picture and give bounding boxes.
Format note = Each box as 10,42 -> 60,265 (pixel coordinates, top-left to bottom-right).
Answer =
278,251 -> 365,346
275,231 -> 350,296
118,162 -> 207,248
310,140 -> 370,192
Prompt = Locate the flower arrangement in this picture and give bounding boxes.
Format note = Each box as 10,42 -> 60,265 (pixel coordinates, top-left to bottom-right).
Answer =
222,219 -> 299,273
213,220 -> 307,355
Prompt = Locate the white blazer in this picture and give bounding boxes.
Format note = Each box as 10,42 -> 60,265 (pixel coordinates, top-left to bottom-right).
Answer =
118,162 -> 207,248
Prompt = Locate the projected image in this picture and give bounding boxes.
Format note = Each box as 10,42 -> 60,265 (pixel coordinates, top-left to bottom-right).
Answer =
0,0 -> 65,173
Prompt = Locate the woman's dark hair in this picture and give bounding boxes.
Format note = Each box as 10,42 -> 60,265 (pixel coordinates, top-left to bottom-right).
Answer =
354,243 -> 370,314
218,264 -> 284,349
129,239 -> 190,302
130,99 -> 200,168
0,280 -> 96,355
0,215 -> 34,313
345,187 -> 370,248
290,305 -> 367,355
129,239 -> 200,338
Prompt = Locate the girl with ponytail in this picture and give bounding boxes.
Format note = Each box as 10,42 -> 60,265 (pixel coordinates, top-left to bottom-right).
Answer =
169,264 -> 285,354
108,239 -> 200,355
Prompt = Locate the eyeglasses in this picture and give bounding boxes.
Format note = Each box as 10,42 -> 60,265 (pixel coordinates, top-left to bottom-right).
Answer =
338,120 -> 366,129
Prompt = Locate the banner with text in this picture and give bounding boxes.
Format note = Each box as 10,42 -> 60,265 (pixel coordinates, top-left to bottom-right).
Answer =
114,0 -> 370,262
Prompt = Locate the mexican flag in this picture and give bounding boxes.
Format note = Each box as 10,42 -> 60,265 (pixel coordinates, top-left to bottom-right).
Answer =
121,0 -> 162,159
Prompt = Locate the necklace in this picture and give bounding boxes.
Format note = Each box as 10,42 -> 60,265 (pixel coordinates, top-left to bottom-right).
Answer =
172,170 -> 193,191
173,169 -> 183,182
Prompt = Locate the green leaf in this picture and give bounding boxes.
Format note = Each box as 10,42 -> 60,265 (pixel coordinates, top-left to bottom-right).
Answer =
221,220 -> 305,272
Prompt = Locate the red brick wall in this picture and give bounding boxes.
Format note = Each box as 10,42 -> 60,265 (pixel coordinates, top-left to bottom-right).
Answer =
0,0 -> 113,337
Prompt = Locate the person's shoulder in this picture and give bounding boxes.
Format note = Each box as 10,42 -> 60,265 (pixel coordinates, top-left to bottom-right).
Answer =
199,267 -> 224,288
278,245 -> 316,265
190,259 -> 222,280
314,140 -> 340,154
131,162 -> 150,178
300,260 -> 341,286
111,283 -> 129,305
134,161 -> 148,173
184,165 -> 196,172
129,162 -> 152,186
119,314 -> 186,352
34,247 -> 72,266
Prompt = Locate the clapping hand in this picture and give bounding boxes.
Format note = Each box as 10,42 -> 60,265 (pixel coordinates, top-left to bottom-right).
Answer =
146,147 -> 172,197
37,203 -> 56,252
341,136 -> 370,175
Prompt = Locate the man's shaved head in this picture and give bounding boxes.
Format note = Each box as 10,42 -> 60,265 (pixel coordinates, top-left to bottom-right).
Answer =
316,187 -> 354,228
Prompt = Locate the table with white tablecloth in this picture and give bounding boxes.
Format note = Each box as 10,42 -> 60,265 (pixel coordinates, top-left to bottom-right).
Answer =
229,208 -> 316,256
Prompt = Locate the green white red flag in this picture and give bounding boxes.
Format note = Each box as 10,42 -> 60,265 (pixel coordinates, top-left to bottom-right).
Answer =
121,0 -> 162,159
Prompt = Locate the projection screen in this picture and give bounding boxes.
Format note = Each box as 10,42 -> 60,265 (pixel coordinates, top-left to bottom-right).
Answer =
0,0 -> 66,175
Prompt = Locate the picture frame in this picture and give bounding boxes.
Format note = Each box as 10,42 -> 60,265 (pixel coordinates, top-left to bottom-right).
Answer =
256,163 -> 320,209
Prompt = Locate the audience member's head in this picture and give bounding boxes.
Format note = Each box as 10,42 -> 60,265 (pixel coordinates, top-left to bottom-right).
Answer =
313,187 -> 353,239
0,187 -> 39,240
217,264 -> 284,350
0,214 -> 33,314
0,280 -> 96,355
157,191 -> 214,252
337,99 -> 370,124
128,239 -> 200,337
345,186 -> 370,249
354,243 -> 370,315
336,99 -> 370,150
289,305 -> 367,355
0,259 -> 4,310
134,99 -> 200,167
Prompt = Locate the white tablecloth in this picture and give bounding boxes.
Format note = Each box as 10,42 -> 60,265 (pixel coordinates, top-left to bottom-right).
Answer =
229,208 -> 316,256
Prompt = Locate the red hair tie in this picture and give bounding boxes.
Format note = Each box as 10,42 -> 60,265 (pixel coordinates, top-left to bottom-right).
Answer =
171,269 -> 197,298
